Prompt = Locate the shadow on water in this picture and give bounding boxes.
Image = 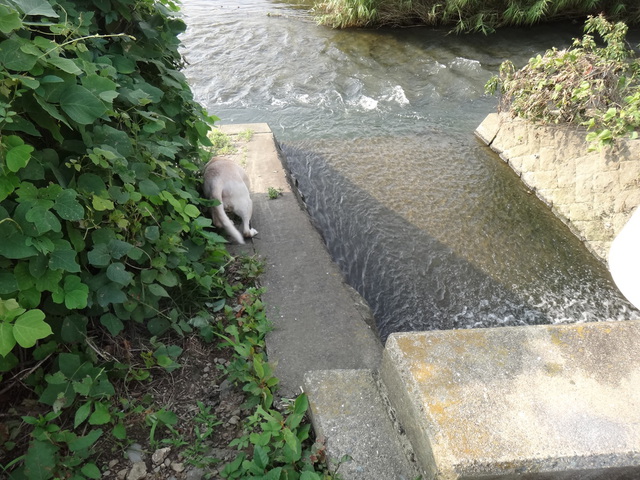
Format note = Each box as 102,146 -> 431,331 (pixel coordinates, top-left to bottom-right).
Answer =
278,136 -> 638,342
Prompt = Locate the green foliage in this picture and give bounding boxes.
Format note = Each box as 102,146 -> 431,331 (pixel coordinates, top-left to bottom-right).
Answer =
215,290 -> 344,480
486,15 -> 640,150
0,0 -> 233,476
268,186 -> 284,200
314,0 -> 640,31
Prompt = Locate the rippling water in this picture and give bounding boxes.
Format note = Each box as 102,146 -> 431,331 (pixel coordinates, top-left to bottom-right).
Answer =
180,0 -> 640,340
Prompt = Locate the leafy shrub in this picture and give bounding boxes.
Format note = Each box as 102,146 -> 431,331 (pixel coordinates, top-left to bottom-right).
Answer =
0,0 -> 234,476
486,15 -> 640,150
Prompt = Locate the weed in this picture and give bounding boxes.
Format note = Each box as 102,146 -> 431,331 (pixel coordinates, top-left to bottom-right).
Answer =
238,129 -> 255,142
268,186 -> 284,199
208,129 -> 237,155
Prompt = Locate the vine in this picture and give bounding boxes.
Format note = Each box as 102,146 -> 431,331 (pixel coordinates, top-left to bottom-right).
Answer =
0,0 -> 231,477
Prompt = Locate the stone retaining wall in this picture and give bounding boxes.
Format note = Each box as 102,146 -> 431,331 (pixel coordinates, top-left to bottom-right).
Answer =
475,113 -> 640,264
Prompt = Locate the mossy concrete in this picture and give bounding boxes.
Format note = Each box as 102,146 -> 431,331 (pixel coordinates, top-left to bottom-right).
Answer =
381,321 -> 640,480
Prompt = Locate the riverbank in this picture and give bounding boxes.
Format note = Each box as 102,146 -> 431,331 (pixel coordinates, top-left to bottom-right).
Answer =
314,0 -> 640,31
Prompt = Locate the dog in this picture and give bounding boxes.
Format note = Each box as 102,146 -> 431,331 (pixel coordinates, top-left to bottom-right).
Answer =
203,158 -> 257,244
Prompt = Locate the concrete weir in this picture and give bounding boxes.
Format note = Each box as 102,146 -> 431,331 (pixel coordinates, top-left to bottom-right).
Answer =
219,123 -> 640,480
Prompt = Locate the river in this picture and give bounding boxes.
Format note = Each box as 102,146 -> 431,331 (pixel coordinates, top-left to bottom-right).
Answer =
179,0 -> 639,341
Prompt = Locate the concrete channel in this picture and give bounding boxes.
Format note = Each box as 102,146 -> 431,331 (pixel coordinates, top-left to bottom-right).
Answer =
217,123 -> 640,480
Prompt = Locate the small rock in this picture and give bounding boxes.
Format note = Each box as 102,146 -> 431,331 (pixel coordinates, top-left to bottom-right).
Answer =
171,462 -> 185,473
203,365 -> 210,373
152,447 -> 171,465
127,462 -> 147,480
117,468 -> 128,480
228,415 -> 240,425
109,459 -> 119,469
125,443 -> 145,463
185,467 -> 205,480
164,458 -> 172,467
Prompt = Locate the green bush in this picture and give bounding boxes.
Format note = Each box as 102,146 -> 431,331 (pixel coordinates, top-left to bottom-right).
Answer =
486,15 -> 640,150
0,0 -> 234,476
314,0 -> 640,32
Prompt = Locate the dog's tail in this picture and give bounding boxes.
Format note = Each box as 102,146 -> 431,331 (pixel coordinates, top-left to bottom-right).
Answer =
212,203 -> 246,245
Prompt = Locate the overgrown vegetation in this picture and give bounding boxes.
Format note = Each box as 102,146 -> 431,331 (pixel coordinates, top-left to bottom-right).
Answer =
0,1 -> 336,478
314,0 -> 640,32
486,15 -> 640,150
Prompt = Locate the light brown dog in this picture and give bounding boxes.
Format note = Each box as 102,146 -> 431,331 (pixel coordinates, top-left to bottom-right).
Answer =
203,158 -> 257,244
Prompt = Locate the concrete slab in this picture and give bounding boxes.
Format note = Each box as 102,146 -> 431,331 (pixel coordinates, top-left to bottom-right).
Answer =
381,321 -> 640,480
217,124 -> 383,398
304,369 -> 420,480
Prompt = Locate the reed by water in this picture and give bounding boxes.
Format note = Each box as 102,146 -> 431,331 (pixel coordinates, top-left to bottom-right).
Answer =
314,0 -> 640,32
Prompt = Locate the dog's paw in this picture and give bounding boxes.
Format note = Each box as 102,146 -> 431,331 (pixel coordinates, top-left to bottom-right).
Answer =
245,228 -> 258,238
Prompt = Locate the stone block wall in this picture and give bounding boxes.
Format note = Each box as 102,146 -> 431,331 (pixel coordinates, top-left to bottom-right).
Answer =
475,113 -> 640,264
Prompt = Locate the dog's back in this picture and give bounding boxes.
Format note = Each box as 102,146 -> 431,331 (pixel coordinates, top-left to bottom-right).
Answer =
203,158 -> 257,244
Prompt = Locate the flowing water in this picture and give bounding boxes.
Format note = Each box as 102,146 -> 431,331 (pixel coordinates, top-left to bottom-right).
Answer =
179,0 -> 639,341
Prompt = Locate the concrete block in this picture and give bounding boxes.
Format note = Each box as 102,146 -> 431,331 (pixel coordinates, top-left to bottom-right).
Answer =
381,322 -> 640,480
304,369 -> 420,480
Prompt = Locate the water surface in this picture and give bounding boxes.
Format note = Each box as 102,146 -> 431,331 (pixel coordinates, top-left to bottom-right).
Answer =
180,1 -> 639,340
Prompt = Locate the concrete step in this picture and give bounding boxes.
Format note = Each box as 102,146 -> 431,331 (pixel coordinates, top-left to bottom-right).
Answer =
304,369 -> 420,480
380,321 -> 640,480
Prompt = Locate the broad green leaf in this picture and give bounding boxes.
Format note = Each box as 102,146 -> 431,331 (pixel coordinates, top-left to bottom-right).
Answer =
13,309 -> 51,348
81,463 -> 101,479
0,322 -> 16,357
108,239 -> 133,259
147,283 -> 169,297
0,351 -> 18,371
89,401 -> 111,425
13,0 -> 59,17
59,85 -> 106,125
49,247 -> 80,272
0,272 -> 18,294
92,194 -> 114,211
157,271 -> 178,287
87,243 -> 110,267
24,439 -> 57,480
184,204 -> 200,218
253,445 -> 269,470
26,206 -> 61,234
0,38 -> 38,71
147,317 -> 170,336
61,275 -> 89,309
47,56 -> 81,75
96,282 -> 126,307
139,178 -> 161,196
74,400 -> 92,428
154,409 -> 177,426
59,315 -> 87,345
58,352 -> 81,378
112,422 -> 126,440
6,144 -> 33,172
68,428 -> 102,452
53,189 -> 84,221
0,6 -> 22,33
82,74 -> 118,103
100,313 -> 124,336
0,173 -> 19,201
78,173 -> 107,195
283,427 -> 301,461
106,262 -> 133,286
145,226 -> 160,242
